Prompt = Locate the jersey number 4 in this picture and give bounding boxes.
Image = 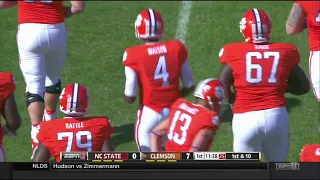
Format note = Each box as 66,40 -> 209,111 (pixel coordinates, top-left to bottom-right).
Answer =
246,52 -> 280,84
57,131 -> 92,152
168,110 -> 192,145
154,55 -> 169,87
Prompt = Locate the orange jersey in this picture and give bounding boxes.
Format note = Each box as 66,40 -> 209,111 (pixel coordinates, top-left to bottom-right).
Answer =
296,1 -> 320,51
0,72 -> 16,144
165,98 -> 219,152
37,116 -> 114,162
219,42 -> 300,114
122,40 -> 188,112
300,144 -> 320,162
18,1 -> 64,25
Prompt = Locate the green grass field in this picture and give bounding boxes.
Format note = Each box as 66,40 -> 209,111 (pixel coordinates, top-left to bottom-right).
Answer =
1,1 -> 319,162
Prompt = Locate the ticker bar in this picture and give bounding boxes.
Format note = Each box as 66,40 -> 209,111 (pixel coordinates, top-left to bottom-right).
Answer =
13,163 -> 50,171
12,162 -> 267,170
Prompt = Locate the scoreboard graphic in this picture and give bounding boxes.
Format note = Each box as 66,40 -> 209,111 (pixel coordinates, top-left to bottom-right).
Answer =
12,151 -> 315,179
60,152 -> 261,162
20,152 -> 262,171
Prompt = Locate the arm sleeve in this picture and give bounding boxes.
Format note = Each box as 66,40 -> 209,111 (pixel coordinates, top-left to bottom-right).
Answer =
37,123 -> 48,144
106,119 -> 114,135
180,60 -> 194,88
3,73 -> 16,99
101,118 -> 114,140
293,48 -> 301,65
219,45 -> 230,64
124,66 -> 138,97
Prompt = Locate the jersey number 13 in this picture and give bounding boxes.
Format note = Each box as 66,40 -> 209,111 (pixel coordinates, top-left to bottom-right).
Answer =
168,110 -> 192,145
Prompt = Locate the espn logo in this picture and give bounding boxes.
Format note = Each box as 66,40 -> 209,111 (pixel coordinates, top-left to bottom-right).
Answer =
275,162 -> 300,170
61,152 -> 87,160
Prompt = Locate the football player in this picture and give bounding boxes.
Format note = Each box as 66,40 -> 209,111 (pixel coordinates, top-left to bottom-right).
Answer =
150,79 -> 226,152
0,72 -> 22,162
218,9 -> 310,161
286,1 -> 320,102
300,144 -> 320,162
300,126 -> 320,162
0,0 -> 85,158
122,8 -> 195,152
32,83 -> 114,162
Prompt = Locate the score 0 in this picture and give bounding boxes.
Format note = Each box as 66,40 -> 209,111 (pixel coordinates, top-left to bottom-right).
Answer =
128,152 -> 139,160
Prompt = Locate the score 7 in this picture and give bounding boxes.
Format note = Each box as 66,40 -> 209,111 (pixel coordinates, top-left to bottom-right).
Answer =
246,51 -> 280,84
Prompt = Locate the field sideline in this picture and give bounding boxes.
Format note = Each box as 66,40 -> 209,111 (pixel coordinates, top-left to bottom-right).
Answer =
1,1 -> 319,162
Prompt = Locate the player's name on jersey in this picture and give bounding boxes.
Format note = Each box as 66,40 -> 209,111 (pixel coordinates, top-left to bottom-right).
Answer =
193,152 -> 261,161
140,152 -> 181,160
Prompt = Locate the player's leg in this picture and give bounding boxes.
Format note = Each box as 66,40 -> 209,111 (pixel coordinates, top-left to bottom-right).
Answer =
262,107 -> 289,161
309,51 -> 320,103
232,112 -> 263,152
0,144 -> 6,162
17,25 -> 46,158
43,24 -> 68,121
159,108 -> 170,149
135,106 -> 162,152
19,53 -> 46,157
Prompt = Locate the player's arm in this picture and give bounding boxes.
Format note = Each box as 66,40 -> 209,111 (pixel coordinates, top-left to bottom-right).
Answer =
286,3 -> 306,35
0,1 -> 17,8
287,65 -> 310,95
189,129 -> 215,152
64,1 -> 86,18
150,118 -> 169,152
101,137 -> 114,151
2,93 -> 21,133
180,60 -> 195,97
32,142 -> 51,162
123,66 -> 138,104
218,64 -> 235,104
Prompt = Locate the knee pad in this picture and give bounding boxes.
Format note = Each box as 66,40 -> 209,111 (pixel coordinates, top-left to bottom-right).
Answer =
26,92 -> 44,107
45,80 -> 62,94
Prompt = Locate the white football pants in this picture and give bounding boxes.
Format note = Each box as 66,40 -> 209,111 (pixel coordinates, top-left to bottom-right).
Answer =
17,23 -> 68,98
135,106 -> 170,152
309,51 -> 320,102
232,107 -> 289,162
0,144 -> 6,162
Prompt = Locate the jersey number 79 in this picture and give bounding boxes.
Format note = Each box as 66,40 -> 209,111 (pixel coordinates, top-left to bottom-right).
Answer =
168,110 -> 192,145
57,131 -> 92,152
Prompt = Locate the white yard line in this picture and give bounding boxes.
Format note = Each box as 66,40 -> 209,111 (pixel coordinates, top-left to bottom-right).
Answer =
175,1 -> 193,43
